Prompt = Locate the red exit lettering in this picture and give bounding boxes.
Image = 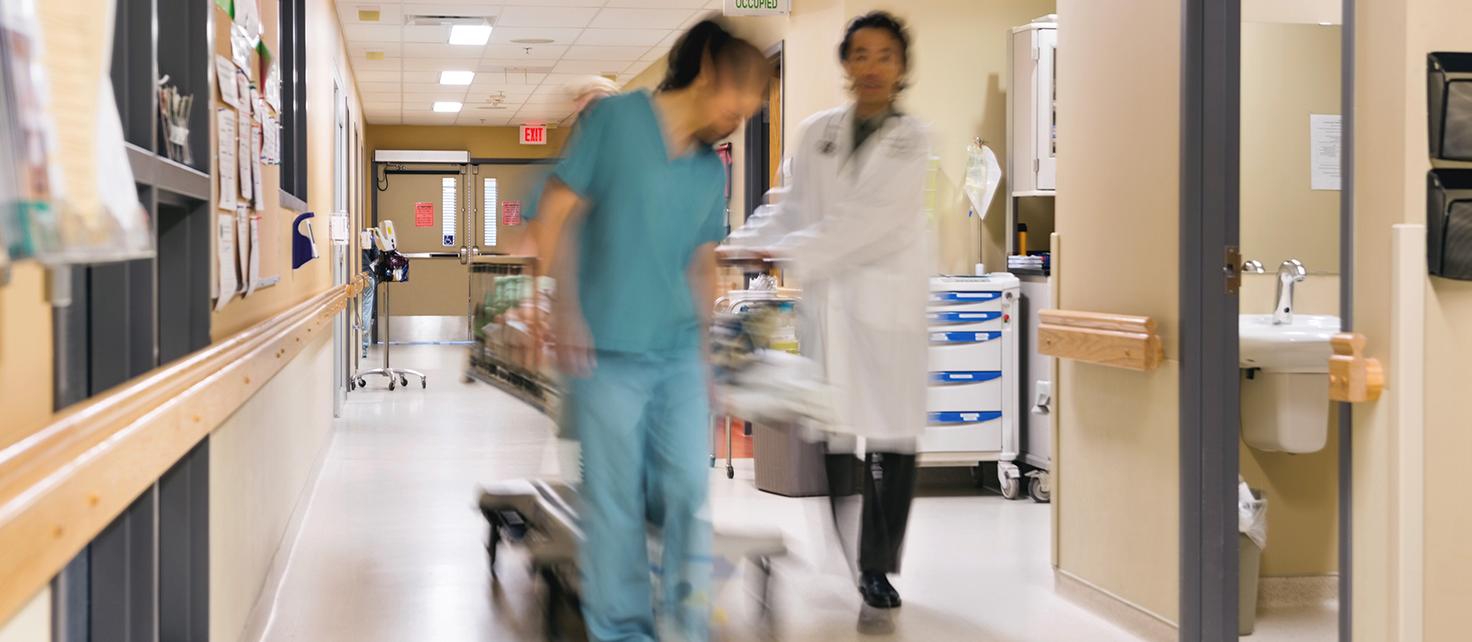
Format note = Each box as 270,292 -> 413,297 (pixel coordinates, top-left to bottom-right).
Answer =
520,124 -> 547,145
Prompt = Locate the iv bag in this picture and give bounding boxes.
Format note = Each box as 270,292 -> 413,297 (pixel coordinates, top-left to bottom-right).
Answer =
963,142 -> 1002,220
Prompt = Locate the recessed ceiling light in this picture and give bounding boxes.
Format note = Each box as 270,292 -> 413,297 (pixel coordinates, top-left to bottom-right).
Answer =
449,24 -> 492,46
365,51 -> 385,61
433,101 -> 463,113
440,70 -> 475,85
511,38 -> 555,45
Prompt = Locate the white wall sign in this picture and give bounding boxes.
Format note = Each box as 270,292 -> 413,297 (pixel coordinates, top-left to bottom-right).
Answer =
723,0 -> 790,16
1310,114 -> 1341,191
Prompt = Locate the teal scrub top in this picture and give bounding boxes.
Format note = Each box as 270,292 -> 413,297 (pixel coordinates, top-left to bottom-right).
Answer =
545,91 -> 728,355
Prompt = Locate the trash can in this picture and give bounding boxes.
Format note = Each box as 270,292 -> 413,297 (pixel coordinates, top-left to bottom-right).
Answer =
754,422 -> 828,497
1238,484 -> 1267,636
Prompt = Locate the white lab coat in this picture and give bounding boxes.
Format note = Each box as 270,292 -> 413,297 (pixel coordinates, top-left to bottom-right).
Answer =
727,105 -> 931,442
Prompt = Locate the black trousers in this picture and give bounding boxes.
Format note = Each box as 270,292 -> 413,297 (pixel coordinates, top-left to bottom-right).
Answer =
825,450 -> 920,575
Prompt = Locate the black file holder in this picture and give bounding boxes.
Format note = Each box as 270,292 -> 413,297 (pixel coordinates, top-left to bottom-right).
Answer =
1429,52 -> 1472,162
1428,169 -> 1472,280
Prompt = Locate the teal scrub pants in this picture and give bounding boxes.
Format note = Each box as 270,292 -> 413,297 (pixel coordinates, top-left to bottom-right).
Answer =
571,350 -> 713,642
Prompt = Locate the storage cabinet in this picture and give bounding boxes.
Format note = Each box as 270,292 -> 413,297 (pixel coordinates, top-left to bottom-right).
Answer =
1009,18 -> 1057,195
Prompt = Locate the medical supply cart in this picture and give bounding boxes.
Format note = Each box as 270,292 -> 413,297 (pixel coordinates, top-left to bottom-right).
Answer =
921,274 -> 1025,498
464,256 -> 560,415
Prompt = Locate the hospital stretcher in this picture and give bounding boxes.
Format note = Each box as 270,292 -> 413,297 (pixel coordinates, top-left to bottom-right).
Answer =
477,479 -> 786,640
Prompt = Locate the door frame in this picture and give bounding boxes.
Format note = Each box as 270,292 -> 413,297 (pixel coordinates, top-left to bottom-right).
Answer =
1179,0 -> 1355,640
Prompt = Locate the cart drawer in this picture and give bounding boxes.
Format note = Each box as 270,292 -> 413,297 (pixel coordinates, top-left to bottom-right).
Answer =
927,376 -> 1004,411
919,413 -> 1005,453
929,333 -> 1003,371
928,291 -> 1005,313
926,310 -> 1004,329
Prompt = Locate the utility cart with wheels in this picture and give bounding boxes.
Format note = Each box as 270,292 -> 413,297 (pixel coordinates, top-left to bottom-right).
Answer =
920,274 -> 1025,498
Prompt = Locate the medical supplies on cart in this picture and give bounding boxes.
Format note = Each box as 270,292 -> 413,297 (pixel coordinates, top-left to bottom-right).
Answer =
466,258 -> 558,411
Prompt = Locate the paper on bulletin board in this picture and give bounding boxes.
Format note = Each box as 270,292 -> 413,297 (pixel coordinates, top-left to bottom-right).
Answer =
216,109 -> 238,211
415,202 -> 434,227
230,28 -> 253,72
251,90 -> 263,122
261,112 -> 279,165
235,208 -> 251,295
1310,114 -> 1341,191
250,122 -> 264,209
265,62 -> 282,111
236,73 -> 252,117
503,201 -> 522,226
215,56 -> 240,108
215,213 -> 238,310
246,215 -> 262,296
237,107 -> 252,202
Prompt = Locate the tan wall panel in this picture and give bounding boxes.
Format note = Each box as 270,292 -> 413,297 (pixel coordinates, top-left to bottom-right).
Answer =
210,333 -> 333,642
0,264 -> 53,450
1240,23 -> 1342,274
1055,0 -> 1181,623
0,588 -> 48,642
1238,412 -> 1339,577
367,126 -> 571,160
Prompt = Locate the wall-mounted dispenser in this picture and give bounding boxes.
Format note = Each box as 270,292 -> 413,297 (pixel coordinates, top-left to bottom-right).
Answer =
1428,52 -> 1472,161
1428,169 -> 1472,280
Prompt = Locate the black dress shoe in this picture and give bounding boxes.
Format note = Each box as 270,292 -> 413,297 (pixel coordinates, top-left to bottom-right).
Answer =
859,571 -> 902,608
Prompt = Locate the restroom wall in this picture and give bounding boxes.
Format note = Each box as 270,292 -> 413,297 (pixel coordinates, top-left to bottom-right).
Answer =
1053,0 -> 1181,628
1240,22 -> 1342,275
1351,0 -> 1472,639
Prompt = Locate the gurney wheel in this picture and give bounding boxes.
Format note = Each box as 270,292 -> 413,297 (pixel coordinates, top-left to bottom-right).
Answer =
726,465 -> 735,479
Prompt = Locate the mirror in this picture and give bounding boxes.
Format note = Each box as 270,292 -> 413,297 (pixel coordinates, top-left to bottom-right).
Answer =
1236,2 -> 1343,640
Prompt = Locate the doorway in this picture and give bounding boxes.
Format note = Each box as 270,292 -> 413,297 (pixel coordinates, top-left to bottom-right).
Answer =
1180,0 -> 1352,640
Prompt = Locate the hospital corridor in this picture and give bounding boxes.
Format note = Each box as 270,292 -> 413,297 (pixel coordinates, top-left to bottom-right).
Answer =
2,1 -> 1471,642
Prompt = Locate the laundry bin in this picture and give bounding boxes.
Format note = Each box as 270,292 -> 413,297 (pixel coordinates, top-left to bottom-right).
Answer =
1239,485 -> 1267,636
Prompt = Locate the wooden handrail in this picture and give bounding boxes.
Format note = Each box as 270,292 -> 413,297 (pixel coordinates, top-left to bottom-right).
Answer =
0,283 -> 351,624
1038,309 -> 1165,371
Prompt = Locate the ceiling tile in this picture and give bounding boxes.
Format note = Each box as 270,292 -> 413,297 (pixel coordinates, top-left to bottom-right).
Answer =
402,43 -> 486,58
679,8 -> 718,29
523,93 -> 575,105
488,27 -> 585,45
399,4 -> 502,18
576,28 -> 670,47
460,115 -> 514,127
497,6 -> 599,29
473,69 -> 549,85
360,92 -> 404,104
401,25 -> 452,44
481,44 -> 569,59
604,0 -> 709,8
358,81 -> 403,94
353,58 -> 404,72
343,24 -> 403,42
403,69 -> 467,84
551,59 -> 630,75
639,44 -> 672,61
365,114 -> 402,125
562,45 -> 648,61
351,43 -> 404,56
590,8 -> 696,30
402,83 -> 470,97
624,60 -> 656,75
403,57 -> 487,72
338,4 -> 406,26
403,113 -> 461,126
353,70 -> 404,83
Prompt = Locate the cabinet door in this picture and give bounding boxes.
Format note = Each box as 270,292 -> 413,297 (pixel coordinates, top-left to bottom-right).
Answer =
1010,29 -> 1039,195
1035,27 -> 1058,191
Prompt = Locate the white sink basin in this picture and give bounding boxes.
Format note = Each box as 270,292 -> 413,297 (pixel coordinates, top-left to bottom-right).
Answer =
1239,314 -> 1341,373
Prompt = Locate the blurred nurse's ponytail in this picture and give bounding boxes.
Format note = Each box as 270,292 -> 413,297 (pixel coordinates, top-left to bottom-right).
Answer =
659,19 -> 767,93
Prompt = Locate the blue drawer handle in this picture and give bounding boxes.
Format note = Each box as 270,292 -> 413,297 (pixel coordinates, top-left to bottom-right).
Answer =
930,331 -> 1002,344
931,370 -> 1003,384
929,411 -> 1003,425
931,291 -> 1002,303
928,311 -> 1003,324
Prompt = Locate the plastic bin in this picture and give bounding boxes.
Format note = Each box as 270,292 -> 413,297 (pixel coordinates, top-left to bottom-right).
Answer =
1239,532 -> 1262,636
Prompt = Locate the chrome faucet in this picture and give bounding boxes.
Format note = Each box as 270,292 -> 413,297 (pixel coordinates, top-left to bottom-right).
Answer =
1273,259 -> 1308,325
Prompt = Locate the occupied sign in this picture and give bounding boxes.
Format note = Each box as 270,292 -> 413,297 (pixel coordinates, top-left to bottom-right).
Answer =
503,200 -> 522,226
520,124 -> 547,145
414,202 -> 433,227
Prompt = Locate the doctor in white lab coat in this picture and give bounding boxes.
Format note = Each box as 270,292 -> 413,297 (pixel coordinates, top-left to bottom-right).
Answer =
721,11 -> 929,622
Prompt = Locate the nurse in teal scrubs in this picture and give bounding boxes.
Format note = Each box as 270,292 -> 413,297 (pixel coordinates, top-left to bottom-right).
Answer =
531,20 -> 769,642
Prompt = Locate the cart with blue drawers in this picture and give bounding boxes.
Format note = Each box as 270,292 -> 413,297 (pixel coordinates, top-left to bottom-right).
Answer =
922,274 -> 1029,499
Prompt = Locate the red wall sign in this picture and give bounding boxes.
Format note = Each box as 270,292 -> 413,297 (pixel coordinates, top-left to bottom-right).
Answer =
520,124 -> 547,145
503,201 -> 522,226
414,202 -> 433,227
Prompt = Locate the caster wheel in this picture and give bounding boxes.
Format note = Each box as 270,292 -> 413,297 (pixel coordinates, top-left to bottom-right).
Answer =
357,379 -> 367,388
726,465 -> 735,479
400,376 -> 409,387
709,455 -> 716,468
421,379 -> 427,389
347,380 -> 356,392
1000,476 -> 1021,500
1028,473 -> 1052,503
388,380 -> 396,391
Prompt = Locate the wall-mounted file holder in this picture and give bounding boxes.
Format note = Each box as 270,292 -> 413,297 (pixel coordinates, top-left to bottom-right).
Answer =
1428,52 -> 1472,162
1428,169 -> 1472,280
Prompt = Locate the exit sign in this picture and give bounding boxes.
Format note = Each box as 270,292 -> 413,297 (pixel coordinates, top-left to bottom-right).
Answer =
724,0 -> 790,16
520,124 -> 548,145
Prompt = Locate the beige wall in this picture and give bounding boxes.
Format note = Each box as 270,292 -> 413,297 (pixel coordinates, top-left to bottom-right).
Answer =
210,332 -> 334,641
1351,0 -> 1472,639
0,588 -> 48,642
0,264 -> 53,450
367,125 -> 571,160
1241,22 -> 1342,274
1054,0 -> 1181,625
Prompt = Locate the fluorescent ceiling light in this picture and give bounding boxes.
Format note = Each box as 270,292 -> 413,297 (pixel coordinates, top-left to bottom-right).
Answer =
449,24 -> 492,46
433,101 -> 463,113
440,70 -> 475,85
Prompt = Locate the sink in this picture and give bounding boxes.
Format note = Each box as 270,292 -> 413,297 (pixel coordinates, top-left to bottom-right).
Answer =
1238,314 -> 1340,454
1239,314 -> 1341,373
